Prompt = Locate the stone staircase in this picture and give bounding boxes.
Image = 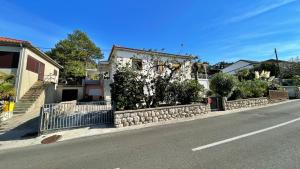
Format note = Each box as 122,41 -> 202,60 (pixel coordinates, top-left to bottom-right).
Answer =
13,81 -> 46,114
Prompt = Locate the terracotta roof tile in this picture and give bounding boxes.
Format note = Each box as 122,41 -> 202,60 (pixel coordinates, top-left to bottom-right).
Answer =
0,37 -> 29,44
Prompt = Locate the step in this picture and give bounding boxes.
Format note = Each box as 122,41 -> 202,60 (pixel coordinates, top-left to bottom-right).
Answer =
24,91 -> 42,95
14,105 -> 31,108
14,106 -> 31,110
22,96 -> 40,99
19,99 -> 38,101
13,110 -> 26,114
15,102 -> 34,106
13,109 -> 29,112
22,93 -> 41,98
14,107 -> 27,110
16,99 -> 34,104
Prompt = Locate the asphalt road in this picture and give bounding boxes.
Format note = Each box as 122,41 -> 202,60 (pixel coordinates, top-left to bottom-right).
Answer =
1,100 -> 300,169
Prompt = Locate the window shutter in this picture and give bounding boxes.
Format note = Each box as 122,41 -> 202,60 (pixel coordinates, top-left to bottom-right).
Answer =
27,56 -> 35,72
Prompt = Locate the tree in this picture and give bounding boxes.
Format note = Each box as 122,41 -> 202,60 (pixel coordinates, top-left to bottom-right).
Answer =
210,72 -> 237,97
64,61 -> 86,77
191,62 -> 206,80
280,57 -> 300,79
47,30 -> 103,79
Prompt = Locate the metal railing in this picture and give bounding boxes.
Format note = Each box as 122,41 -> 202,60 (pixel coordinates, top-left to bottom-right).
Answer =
39,101 -> 114,134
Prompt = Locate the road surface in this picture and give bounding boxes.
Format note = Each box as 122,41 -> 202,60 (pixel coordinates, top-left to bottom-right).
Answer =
1,100 -> 300,169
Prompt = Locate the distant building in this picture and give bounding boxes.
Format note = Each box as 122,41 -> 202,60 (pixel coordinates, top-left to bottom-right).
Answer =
221,60 -> 258,75
221,59 -> 292,75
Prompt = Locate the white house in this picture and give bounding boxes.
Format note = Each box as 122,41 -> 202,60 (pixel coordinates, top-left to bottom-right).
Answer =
99,45 -> 210,101
221,60 -> 258,75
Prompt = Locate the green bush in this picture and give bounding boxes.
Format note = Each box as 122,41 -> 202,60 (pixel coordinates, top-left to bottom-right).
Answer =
210,72 -> 237,97
164,80 -> 204,105
229,80 -> 268,100
251,80 -> 268,97
178,80 -> 204,104
110,68 -> 144,110
164,81 -> 182,105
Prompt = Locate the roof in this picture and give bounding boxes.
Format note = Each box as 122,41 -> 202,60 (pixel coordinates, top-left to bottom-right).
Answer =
108,45 -> 197,61
0,37 -> 29,44
0,37 -> 63,69
237,60 -> 259,64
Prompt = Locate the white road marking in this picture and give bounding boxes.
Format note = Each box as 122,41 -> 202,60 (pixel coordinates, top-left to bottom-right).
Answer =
192,117 -> 300,151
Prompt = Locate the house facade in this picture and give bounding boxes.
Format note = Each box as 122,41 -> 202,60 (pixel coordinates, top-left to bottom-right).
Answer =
0,37 -> 62,114
99,45 -> 210,101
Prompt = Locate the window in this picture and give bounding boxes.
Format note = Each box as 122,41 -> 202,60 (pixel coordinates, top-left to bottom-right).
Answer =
26,55 -> 45,79
26,56 -> 39,73
0,51 -> 19,68
54,70 -> 58,76
132,59 -> 143,70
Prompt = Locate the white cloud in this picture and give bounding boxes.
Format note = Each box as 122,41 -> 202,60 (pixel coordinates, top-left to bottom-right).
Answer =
227,0 -> 297,23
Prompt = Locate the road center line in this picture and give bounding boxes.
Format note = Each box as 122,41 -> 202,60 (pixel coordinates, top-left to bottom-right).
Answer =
192,117 -> 300,151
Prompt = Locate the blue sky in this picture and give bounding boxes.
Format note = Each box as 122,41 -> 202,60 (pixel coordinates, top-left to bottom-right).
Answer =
0,0 -> 300,64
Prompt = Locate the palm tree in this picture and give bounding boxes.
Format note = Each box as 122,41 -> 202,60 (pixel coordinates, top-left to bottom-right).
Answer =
191,62 -> 207,80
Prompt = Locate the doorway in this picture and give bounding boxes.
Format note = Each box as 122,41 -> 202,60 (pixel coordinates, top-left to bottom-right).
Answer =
62,89 -> 78,101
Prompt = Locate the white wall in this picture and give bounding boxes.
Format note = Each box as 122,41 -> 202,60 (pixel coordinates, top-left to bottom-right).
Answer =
198,79 -> 210,90
222,61 -> 254,75
111,50 -> 193,82
103,79 -> 112,101
18,48 -> 60,99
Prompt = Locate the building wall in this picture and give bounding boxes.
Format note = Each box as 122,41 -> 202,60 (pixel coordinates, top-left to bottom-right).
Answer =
111,50 -> 193,81
222,61 -> 254,75
18,48 -> 60,100
85,83 -> 104,100
103,79 -> 112,101
198,79 -> 209,90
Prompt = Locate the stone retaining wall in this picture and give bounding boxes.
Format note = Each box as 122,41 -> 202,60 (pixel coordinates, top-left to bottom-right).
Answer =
224,97 -> 269,110
114,103 -> 210,128
269,90 -> 289,100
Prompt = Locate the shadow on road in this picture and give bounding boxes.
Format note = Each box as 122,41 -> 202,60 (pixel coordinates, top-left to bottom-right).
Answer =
0,117 -> 39,141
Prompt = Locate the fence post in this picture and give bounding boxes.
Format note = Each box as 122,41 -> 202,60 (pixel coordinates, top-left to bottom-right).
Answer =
38,106 -> 44,136
221,97 -> 227,111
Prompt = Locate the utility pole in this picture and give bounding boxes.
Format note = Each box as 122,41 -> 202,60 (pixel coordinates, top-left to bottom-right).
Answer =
274,48 -> 282,84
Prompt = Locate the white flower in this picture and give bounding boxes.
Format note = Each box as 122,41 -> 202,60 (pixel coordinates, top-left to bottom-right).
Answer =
255,71 -> 260,79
